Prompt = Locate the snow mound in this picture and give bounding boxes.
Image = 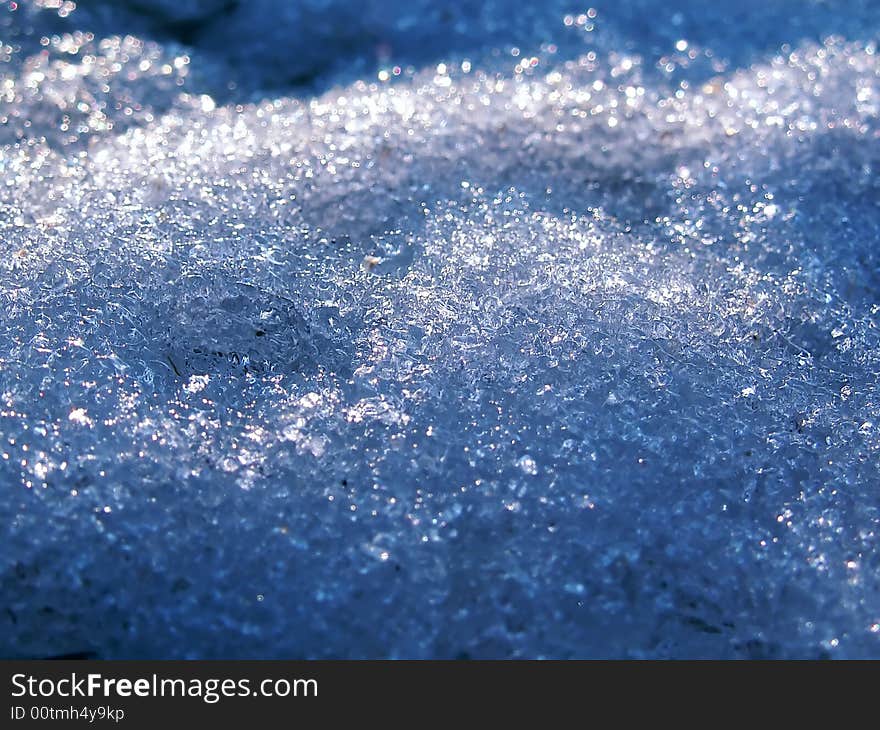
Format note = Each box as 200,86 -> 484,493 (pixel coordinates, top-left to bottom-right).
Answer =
1,0 -> 879,658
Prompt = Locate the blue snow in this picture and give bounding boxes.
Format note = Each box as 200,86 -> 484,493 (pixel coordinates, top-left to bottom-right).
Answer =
1,0 -> 879,658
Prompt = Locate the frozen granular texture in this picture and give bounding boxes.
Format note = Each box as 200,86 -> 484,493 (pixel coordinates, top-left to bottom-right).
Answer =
1,0 -> 879,658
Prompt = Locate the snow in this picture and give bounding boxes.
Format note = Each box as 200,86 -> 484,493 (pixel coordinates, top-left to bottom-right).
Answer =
1,0 -> 879,658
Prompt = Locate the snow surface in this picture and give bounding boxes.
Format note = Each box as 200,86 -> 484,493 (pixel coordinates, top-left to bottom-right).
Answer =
1,0 -> 880,658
